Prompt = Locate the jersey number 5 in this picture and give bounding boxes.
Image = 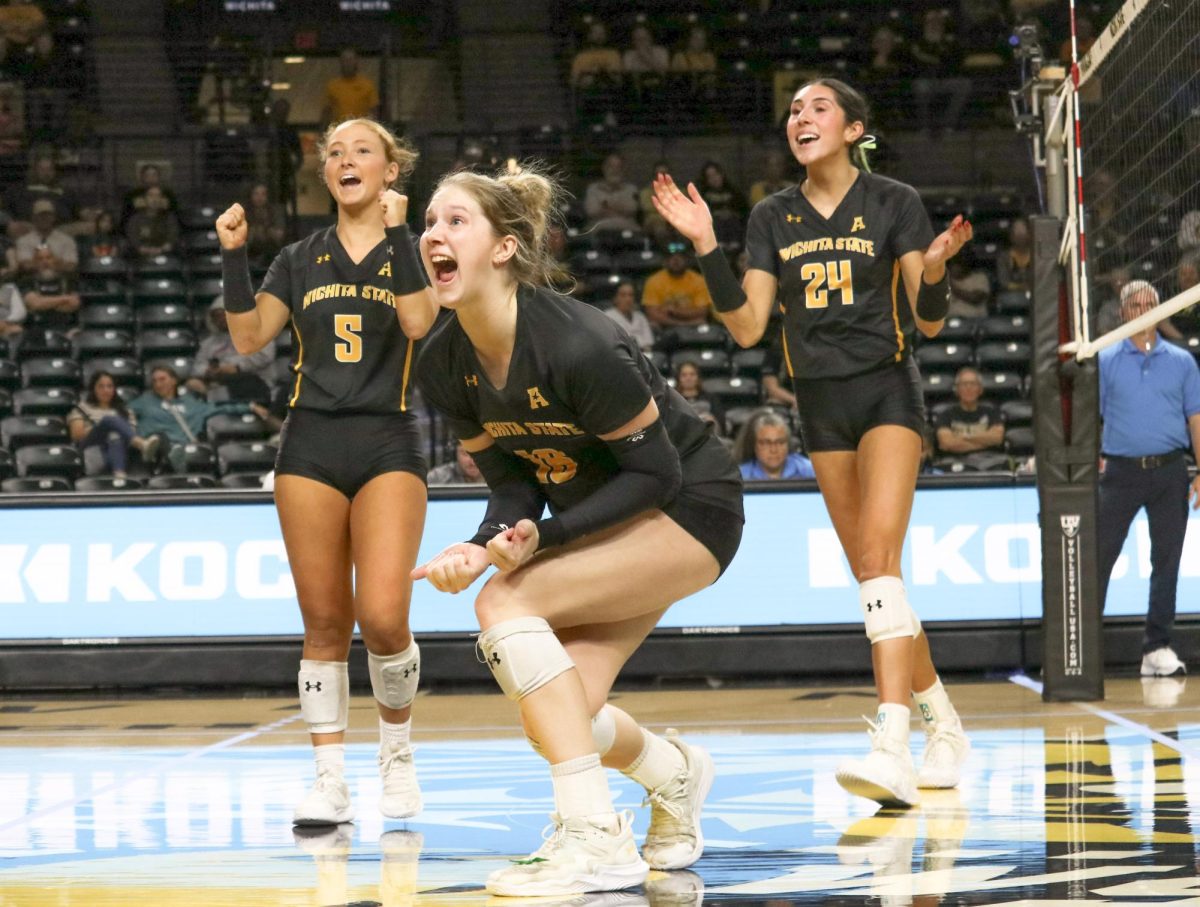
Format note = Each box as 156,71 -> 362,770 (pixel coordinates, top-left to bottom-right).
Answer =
514,448 -> 578,485
800,259 -> 855,309
334,314 -> 362,363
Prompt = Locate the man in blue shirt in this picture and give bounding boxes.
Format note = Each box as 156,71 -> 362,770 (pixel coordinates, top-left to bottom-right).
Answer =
1097,281 -> 1200,677
736,410 -> 816,481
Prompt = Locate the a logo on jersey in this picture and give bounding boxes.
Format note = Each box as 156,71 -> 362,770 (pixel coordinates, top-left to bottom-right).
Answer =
866,599 -> 882,612
465,374 -> 479,387
851,216 -> 866,233
785,214 -> 803,224
378,261 -> 392,278
527,386 -> 549,410
316,253 -> 331,264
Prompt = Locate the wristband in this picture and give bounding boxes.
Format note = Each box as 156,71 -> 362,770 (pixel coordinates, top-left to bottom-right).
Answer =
915,273 -> 950,322
386,225 -> 429,296
696,247 -> 747,313
220,245 -> 256,313
467,521 -> 510,548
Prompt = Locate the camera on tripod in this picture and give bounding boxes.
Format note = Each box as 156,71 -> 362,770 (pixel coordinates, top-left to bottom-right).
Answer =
1010,23 -> 1044,65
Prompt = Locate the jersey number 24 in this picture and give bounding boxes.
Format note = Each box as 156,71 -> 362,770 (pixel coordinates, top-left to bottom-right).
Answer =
801,259 -> 855,309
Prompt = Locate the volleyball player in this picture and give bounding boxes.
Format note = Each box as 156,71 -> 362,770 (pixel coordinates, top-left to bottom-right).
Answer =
653,78 -> 973,808
410,164 -> 743,895
216,118 -> 438,825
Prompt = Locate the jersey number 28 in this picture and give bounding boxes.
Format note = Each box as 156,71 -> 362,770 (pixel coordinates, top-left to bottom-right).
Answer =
334,314 -> 363,363
801,260 -> 855,309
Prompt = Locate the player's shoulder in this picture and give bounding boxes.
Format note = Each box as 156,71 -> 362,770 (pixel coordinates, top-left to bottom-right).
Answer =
860,171 -> 922,207
749,184 -> 802,218
279,225 -> 336,264
416,307 -> 466,366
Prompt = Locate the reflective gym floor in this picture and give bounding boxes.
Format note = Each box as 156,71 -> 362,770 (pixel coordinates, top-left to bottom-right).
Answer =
1,675 -> 1198,906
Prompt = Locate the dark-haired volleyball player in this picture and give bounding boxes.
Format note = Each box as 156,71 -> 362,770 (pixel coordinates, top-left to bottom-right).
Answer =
654,78 -> 973,808
411,163 -> 743,896
216,118 -> 438,825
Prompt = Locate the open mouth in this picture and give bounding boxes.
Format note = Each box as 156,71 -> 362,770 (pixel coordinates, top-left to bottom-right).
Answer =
430,254 -> 458,285
797,133 -> 819,146
338,173 -> 361,189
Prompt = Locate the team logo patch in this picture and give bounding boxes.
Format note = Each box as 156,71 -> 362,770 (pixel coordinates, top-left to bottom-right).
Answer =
465,374 -> 479,387
851,216 -> 866,233
378,261 -> 392,277
527,387 -> 549,410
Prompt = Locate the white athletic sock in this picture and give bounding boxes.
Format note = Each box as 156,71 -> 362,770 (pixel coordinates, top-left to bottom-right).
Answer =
621,728 -> 686,792
314,743 -> 345,775
913,680 -> 959,730
874,703 -> 912,748
550,753 -> 614,819
380,717 -> 412,754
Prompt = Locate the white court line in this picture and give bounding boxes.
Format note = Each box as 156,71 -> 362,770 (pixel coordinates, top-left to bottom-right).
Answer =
0,711 -> 304,834
1008,673 -> 1200,758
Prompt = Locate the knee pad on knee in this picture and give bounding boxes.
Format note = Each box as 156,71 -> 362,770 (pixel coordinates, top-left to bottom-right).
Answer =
298,659 -> 349,734
476,616 -> 575,701
860,576 -> 915,645
591,705 -> 617,757
368,641 -> 420,710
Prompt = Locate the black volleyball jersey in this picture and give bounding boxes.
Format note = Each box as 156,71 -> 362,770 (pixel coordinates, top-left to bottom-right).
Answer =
745,171 -> 935,380
415,287 -> 741,515
260,226 -> 415,413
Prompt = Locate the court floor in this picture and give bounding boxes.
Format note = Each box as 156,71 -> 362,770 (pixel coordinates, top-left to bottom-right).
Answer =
1,674 -> 1198,906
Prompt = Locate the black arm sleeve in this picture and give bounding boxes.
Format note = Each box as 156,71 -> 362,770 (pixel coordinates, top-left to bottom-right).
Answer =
696,247 -> 748,313
386,224 -> 429,296
915,273 -> 950,321
534,418 -> 682,549
466,444 -> 548,548
220,245 -> 257,313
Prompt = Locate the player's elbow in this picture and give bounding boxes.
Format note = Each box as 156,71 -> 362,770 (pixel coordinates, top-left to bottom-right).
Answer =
230,331 -> 266,357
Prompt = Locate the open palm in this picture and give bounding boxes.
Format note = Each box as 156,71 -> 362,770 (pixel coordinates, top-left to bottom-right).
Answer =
924,214 -> 973,271
650,174 -> 716,252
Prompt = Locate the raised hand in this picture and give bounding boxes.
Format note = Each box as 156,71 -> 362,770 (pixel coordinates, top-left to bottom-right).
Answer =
486,519 -> 540,572
379,188 -> 408,228
650,174 -> 719,255
215,203 -> 248,251
924,214 -> 974,275
411,542 -> 491,593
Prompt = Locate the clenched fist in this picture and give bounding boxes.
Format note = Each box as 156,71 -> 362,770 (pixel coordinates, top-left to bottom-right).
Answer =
380,189 -> 408,229
215,203 -> 248,251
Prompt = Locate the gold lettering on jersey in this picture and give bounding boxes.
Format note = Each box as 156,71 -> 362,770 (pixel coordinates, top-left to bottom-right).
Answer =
779,236 -> 875,261
526,421 -> 585,437
361,284 -> 397,307
378,261 -> 392,278
483,420 -> 585,439
850,216 -> 866,233
527,386 -> 550,409
465,374 -> 479,387
483,420 -> 526,438
301,283 -> 399,310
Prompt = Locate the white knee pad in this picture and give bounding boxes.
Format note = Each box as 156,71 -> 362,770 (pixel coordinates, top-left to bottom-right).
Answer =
298,659 -> 349,734
476,616 -> 575,701
591,705 -> 617,757
368,641 -> 420,710
859,576 -> 916,645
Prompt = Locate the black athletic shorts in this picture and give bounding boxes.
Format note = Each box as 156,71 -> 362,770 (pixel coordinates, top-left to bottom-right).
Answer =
275,408 -> 427,499
794,357 -> 925,453
662,481 -> 744,577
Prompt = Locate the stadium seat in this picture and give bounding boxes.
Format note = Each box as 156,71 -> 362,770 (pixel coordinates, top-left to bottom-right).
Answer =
190,277 -> 224,308
669,323 -> 727,352
187,252 -> 223,278
614,248 -> 662,275
220,472 -> 268,489
645,350 -> 670,374
143,357 -> 194,382
178,442 -> 217,474
138,328 -> 197,360
84,356 -> 143,387
217,441 -> 277,475
76,329 -> 135,360
995,291 -> 1031,314
0,360 -> 19,391
578,272 -> 625,303
671,348 -> 730,377
916,341 -> 973,375
79,279 -> 128,307
146,473 -> 217,489
131,278 -> 188,307
181,204 -> 220,231
921,372 -> 955,406
134,254 -> 185,279
15,443 -> 83,480
183,229 -> 221,254
137,303 -> 194,330
980,370 -> 1025,401
21,357 -> 82,389
937,317 -> 977,344
0,446 -> 11,479
16,328 -> 72,361
976,341 -> 1032,374
1000,399 -> 1033,428
206,412 -> 269,445
80,302 -> 135,330
13,387 -> 76,417
1005,426 -> 1035,456
980,315 -> 1031,342
570,248 -> 615,274
2,415 -> 68,449
79,254 -> 128,280
0,387 -> 10,418
731,347 -> 767,379
703,375 -> 761,408
74,476 -> 145,491
593,227 -> 647,255
1,476 -> 72,493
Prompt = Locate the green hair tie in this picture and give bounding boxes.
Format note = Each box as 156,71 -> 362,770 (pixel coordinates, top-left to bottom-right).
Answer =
856,134 -> 878,172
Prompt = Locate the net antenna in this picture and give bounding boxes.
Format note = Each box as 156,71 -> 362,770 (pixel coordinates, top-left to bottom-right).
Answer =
1061,0 -> 1200,361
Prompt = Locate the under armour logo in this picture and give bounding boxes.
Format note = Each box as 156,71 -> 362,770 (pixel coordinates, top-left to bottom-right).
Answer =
865,600 -> 882,612
316,253 -> 331,264
488,651 -> 502,667
785,214 -> 803,224
402,662 -> 418,678
304,681 -> 322,692
465,374 -> 479,387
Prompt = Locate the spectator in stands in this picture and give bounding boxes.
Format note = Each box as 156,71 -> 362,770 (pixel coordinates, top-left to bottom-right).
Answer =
84,210 -> 124,260
120,163 -> 180,231
911,8 -> 971,134
67,370 -> 160,477
15,199 -> 76,274
1170,252 -> 1200,336
995,216 -> 1032,308
186,296 -> 275,403
1096,280 -> 1200,678
946,247 -> 991,318
570,20 -> 622,89
1179,210 -> 1200,252
0,0 -> 46,50
18,31 -> 69,141
859,24 -> 913,122
130,365 -> 248,473
674,358 -> 725,435
918,424 -> 943,475
1094,264 -> 1131,337
734,409 -> 814,480
670,26 -> 716,98
935,366 -> 1005,456
762,338 -> 798,412
0,83 -> 23,157
603,278 -> 655,351
639,159 -> 673,247
4,152 -> 86,235
426,440 -> 484,485
696,161 -> 747,250
322,48 -> 379,126
583,152 -> 640,232
20,243 -> 78,330
244,181 -> 287,265
0,278 -> 23,338
622,24 -> 669,77
749,150 -> 793,207
1059,15 -> 1095,64
266,98 -> 303,226
124,186 -> 180,259
641,241 -> 712,328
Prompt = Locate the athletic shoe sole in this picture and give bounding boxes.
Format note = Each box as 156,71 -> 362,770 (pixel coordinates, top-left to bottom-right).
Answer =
484,858 -> 650,897
835,765 -> 916,808
380,798 -> 423,820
